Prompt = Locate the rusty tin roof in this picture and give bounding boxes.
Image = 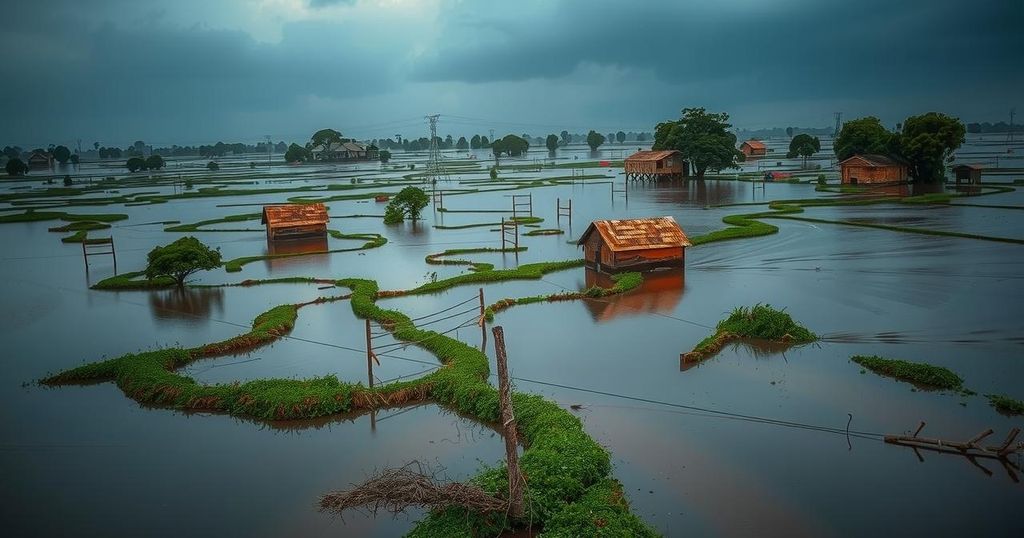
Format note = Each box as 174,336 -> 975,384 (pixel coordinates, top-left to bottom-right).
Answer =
577,216 -> 691,252
625,150 -> 679,162
262,203 -> 329,227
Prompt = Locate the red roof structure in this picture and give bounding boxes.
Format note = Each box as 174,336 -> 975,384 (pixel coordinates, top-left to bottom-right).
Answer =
739,140 -> 767,157
624,150 -> 687,181
577,217 -> 691,272
261,203 -> 329,240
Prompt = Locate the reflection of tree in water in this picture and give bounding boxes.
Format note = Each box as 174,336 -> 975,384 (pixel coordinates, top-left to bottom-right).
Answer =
148,287 -> 225,321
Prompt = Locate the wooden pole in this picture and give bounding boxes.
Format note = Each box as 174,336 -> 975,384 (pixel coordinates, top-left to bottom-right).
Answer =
365,318 -> 374,390
110,237 -> 117,275
478,288 -> 485,326
492,326 -> 525,518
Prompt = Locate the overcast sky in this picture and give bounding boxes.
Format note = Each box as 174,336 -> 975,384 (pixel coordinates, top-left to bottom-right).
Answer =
4,0 -> 1020,148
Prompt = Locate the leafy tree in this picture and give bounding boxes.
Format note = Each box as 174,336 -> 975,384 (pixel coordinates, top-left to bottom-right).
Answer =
786,127 -> 794,138
480,135 -> 490,148
607,133 -> 615,145
560,130 -> 570,146
586,130 -> 606,151
53,145 -> 71,164
489,165 -> 498,179
3,146 -> 20,159
284,143 -> 311,163
499,134 -> 529,156
6,157 -> 27,176
63,175 -> 73,186
145,237 -> 222,288
652,107 -> 744,178
491,138 -> 504,161
93,142 -> 100,151
309,128 -> 343,153
126,157 -> 146,172
896,112 -> 965,182
207,161 -> 219,171
636,133 -> 646,142
444,134 -> 453,148
383,186 -> 429,224
786,134 -> 821,167
145,154 -> 165,170
470,134 -> 481,149
70,154 -> 80,165
546,134 -> 559,152
456,136 -> 469,150
834,117 -> 893,161
616,131 -> 626,144
379,150 -> 392,163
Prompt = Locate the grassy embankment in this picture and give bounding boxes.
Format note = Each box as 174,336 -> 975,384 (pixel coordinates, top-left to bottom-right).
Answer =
44,262 -> 656,536
681,304 -> 817,363
484,272 -> 643,321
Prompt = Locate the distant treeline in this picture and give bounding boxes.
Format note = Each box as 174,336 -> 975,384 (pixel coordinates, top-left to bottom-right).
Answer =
736,126 -> 834,139
371,131 -> 653,152
966,122 -> 1023,134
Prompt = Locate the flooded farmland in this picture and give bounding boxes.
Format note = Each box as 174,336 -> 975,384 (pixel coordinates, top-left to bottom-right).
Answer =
2,138 -> 1023,537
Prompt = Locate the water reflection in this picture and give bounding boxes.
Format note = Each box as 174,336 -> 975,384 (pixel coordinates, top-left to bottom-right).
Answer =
264,235 -> 329,271
148,287 -> 224,321
642,179 -> 742,207
582,267 -> 684,322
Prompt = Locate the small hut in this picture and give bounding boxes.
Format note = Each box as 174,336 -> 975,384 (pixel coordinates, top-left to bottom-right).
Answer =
576,216 -> 691,273
313,141 -> 378,162
624,150 -> 687,182
952,164 -> 982,186
838,154 -> 908,185
739,140 -> 767,158
27,152 -> 53,169
262,203 -> 329,241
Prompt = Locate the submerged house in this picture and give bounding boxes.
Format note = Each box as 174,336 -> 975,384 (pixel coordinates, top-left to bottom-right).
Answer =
577,217 -> 691,273
838,154 -> 908,185
312,141 -> 378,162
624,150 -> 688,181
261,203 -> 329,241
27,152 -> 53,169
952,164 -> 982,185
739,140 -> 767,158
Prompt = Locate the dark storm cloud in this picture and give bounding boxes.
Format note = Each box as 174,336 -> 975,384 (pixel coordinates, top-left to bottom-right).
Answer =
414,0 -> 1021,103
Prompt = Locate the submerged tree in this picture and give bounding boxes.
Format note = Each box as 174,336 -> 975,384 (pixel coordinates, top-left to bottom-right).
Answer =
896,112 -> 965,182
207,161 -> 219,171
284,143 -> 311,163
145,154 -> 165,170
145,237 -> 222,288
545,134 -> 559,153
379,150 -> 392,163
126,157 -> 146,172
586,130 -> 605,151
456,136 -> 469,150
834,117 -> 893,162
384,186 -> 429,224
5,157 -> 27,176
653,107 -> 743,178
616,131 -> 626,144
53,145 -> 71,164
309,128 -> 344,154
786,134 -> 821,167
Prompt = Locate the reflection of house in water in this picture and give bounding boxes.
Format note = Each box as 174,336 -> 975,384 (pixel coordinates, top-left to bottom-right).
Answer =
148,287 -> 225,321
582,267 -> 685,322
262,203 -> 329,241
264,235 -> 330,270
577,217 -> 691,273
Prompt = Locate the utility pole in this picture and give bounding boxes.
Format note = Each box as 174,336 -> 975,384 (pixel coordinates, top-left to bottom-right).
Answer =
489,128 -> 495,144
1009,108 -> 1016,144
491,326 -> 525,518
425,114 -> 448,184
265,135 -> 272,167
833,112 -> 843,140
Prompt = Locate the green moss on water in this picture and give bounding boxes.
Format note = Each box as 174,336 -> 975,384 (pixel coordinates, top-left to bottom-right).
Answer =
851,355 -> 963,390
684,304 -> 816,363
91,271 -> 177,290
986,394 -> 1024,415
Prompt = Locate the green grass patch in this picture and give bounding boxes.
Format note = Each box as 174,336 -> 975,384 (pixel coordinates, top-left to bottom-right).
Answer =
851,355 -> 963,390
986,394 -> 1024,415
683,304 -> 816,363
90,270 -> 177,290
484,272 -> 643,320
524,228 -> 564,236
425,247 -> 527,272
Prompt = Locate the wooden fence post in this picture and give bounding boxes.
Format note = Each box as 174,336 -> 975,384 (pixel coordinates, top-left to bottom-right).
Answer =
492,326 -> 525,518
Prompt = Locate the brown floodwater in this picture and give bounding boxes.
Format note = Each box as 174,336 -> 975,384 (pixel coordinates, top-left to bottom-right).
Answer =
2,138 -> 1022,536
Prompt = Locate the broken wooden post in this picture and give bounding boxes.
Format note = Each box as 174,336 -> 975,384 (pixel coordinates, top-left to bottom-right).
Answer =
477,288 -> 485,326
885,423 -> 1022,460
492,325 -> 525,518
365,319 -> 380,390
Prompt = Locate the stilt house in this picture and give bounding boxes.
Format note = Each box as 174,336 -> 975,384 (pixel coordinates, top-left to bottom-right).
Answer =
624,150 -> 687,181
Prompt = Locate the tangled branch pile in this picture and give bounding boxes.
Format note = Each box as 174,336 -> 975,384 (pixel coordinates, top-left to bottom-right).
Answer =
318,462 -> 507,516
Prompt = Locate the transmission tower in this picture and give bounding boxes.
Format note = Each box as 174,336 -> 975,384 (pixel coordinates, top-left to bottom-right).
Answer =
1008,108 -> 1016,143
425,114 -> 449,184
833,112 -> 842,139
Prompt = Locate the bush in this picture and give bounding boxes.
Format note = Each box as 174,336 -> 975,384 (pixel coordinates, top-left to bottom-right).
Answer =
145,236 -> 222,288
63,175 -> 73,187
383,186 -> 429,224
379,150 -> 391,163
817,174 -> 826,186
489,165 -> 498,180
126,157 -> 146,172
207,161 -> 219,171
5,157 -> 28,176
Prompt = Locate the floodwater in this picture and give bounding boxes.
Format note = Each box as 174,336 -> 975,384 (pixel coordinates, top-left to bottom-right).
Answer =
2,135 -> 1023,536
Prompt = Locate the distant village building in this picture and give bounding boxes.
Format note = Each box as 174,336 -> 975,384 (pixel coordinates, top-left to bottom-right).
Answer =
624,150 -> 688,181
838,154 -> 908,185
261,203 -> 329,241
27,152 -> 53,169
577,216 -> 691,273
952,164 -> 982,186
739,140 -> 767,158
312,141 -> 378,162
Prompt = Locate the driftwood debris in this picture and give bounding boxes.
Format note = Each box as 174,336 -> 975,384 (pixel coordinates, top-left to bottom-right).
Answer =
885,422 -> 1023,481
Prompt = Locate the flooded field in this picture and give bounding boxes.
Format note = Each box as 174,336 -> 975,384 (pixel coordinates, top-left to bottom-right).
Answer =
2,137 -> 1023,536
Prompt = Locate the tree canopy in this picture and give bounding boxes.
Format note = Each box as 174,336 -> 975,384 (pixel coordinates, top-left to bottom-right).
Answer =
145,154 -> 165,170
53,145 -> 71,164
310,128 -> 344,153
491,134 -> 529,159
546,134 -> 559,152
456,136 -> 469,150
284,143 -> 311,163
586,130 -> 605,151
652,107 -> 743,178
786,134 -> 821,167
207,161 -> 219,171
616,131 -> 626,144
470,134 -> 482,149
560,130 -> 570,146
379,150 -> 392,163
384,186 -> 429,224
896,112 -> 965,182
834,117 -> 893,161
5,157 -> 27,176
126,157 -> 146,172
145,237 -> 222,288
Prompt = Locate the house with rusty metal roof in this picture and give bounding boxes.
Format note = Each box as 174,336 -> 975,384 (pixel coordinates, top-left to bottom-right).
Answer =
739,139 -> 767,158
624,150 -> 687,181
261,203 -> 329,241
838,154 -> 908,185
312,141 -> 379,162
951,164 -> 983,186
576,216 -> 691,273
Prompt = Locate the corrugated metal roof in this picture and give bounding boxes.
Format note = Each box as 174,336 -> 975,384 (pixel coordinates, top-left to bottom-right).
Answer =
741,140 -> 766,150
262,203 -> 329,227
342,142 -> 366,152
952,163 -> 983,170
625,150 -> 679,162
838,154 -> 907,167
577,216 -> 691,252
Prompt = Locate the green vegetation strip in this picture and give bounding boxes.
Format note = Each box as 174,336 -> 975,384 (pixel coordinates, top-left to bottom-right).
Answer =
682,304 -> 816,364
484,272 -> 642,321
986,394 -> 1024,415
851,355 -> 964,391
425,247 -> 527,272
0,210 -> 128,224
45,262 -> 654,536
223,231 -> 387,272
524,228 -> 564,236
